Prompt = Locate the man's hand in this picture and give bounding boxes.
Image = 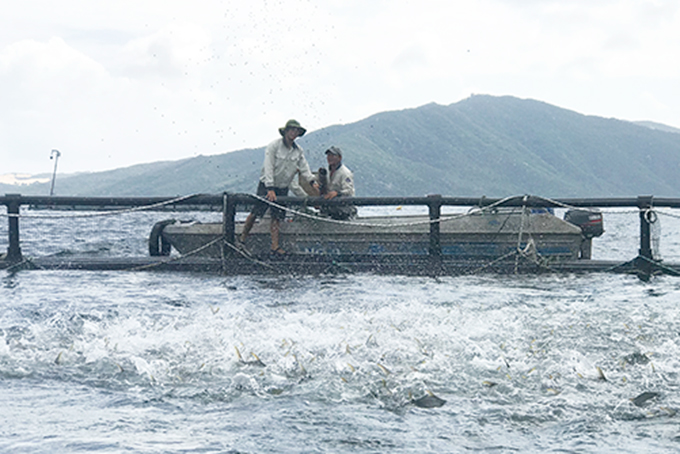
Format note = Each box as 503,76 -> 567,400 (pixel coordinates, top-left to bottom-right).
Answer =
266,190 -> 277,202
324,190 -> 338,200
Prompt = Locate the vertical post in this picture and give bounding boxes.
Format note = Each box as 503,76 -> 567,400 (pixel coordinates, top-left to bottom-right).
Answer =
427,194 -> 442,260
222,192 -> 236,252
579,238 -> 592,260
5,194 -> 23,263
637,195 -> 654,260
636,195 -> 654,280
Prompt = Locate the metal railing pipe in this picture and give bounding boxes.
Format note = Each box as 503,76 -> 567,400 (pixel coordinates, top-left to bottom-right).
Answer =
222,192 -> 236,254
637,195 -> 654,260
4,194 -> 22,262
427,194 -> 442,259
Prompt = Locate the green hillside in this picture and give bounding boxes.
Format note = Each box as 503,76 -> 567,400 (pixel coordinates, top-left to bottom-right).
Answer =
6,95 -> 680,197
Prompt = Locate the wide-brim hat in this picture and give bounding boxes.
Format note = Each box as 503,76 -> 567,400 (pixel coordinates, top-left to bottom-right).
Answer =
279,119 -> 306,137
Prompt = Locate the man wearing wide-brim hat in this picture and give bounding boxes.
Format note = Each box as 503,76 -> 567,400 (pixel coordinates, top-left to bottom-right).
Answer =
239,119 -> 318,254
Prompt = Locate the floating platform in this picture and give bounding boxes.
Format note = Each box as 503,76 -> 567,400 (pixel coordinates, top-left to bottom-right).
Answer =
0,253 -> 665,277
1,193 -> 677,279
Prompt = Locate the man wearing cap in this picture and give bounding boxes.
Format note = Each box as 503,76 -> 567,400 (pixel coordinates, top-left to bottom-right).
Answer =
240,119 -> 318,254
320,146 -> 357,220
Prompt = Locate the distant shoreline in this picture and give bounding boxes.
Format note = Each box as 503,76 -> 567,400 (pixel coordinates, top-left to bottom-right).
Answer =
0,173 -> 50,185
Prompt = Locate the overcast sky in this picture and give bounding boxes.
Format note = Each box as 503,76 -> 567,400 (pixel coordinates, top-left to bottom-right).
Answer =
1,0 -> 679,176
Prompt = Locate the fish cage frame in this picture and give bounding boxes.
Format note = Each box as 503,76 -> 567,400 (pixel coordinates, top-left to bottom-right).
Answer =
0,193 -> 675,279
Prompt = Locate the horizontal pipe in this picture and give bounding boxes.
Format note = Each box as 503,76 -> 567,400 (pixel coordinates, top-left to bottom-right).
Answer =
1,193 -> 678,210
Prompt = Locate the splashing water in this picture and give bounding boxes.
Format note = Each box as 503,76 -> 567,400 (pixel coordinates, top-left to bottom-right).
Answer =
1,209 -> 680,452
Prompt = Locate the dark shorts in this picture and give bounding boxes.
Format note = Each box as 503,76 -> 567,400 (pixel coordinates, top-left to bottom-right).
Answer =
250,181 -> 288,220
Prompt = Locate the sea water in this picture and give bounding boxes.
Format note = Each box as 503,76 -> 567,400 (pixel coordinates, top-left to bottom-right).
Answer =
1,206 -> 680,453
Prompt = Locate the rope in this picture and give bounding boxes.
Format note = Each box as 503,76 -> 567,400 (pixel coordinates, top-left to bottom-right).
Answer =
598,258 -> 638,273
655,209 -> 680,220
128,234 -> 276,272
453,195 -> 562,275
0,194 -> 200,219
125,234 -> 225,271
222,240 -> 276,270
532,195 -> 671,222
464,246 -> 557,275
246,193 -> 562,275
466,249 -> 519,274
516,240 -> 561,273
523,195 -> 581,211
1,257 -> 44,272
126,236 -> 277,272
95,193 -> 559,274
249,193 -> 524,229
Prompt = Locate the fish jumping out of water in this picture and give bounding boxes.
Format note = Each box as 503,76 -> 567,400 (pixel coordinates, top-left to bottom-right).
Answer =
235,346 -> 266,367
622,352 -> 650,367
411,391 -> 446,408
631,391 -> 660,407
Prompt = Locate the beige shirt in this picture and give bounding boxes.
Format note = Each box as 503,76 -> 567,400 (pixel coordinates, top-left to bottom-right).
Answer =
260,138 -> 315,189
328,163 -> 355,197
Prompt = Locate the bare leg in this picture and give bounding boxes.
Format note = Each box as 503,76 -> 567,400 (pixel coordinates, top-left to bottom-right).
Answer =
240,213 -> 256,243
270,218 -> 281,251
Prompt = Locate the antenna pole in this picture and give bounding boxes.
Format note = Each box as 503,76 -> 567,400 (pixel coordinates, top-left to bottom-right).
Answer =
49,149 -> 61,196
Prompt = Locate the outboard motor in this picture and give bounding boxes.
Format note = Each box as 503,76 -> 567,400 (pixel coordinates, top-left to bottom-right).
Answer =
564,210 -> 604,238
564,209 -> 604,259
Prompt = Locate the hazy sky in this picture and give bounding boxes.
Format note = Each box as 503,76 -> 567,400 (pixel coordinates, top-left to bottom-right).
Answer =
2,0 -> 679,175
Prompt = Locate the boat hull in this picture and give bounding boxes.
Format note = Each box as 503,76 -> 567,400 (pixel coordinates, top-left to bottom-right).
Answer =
161,211 -> 586,261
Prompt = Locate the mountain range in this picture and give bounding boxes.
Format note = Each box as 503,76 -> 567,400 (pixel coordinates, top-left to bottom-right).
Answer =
3,95 -> 680,198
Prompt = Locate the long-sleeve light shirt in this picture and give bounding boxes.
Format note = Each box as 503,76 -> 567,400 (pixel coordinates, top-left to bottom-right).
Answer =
327,163 -> 355,197
321,162 -> 357,219
260,138 -> 315,189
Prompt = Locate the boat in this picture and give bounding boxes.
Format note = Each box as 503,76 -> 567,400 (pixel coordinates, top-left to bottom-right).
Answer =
150,203 -> 604,273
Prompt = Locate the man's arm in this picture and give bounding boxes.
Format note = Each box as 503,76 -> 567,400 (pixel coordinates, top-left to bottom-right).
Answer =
326,167 -> 355,199
261,142 -> 277,189
296,154 -> 317,185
